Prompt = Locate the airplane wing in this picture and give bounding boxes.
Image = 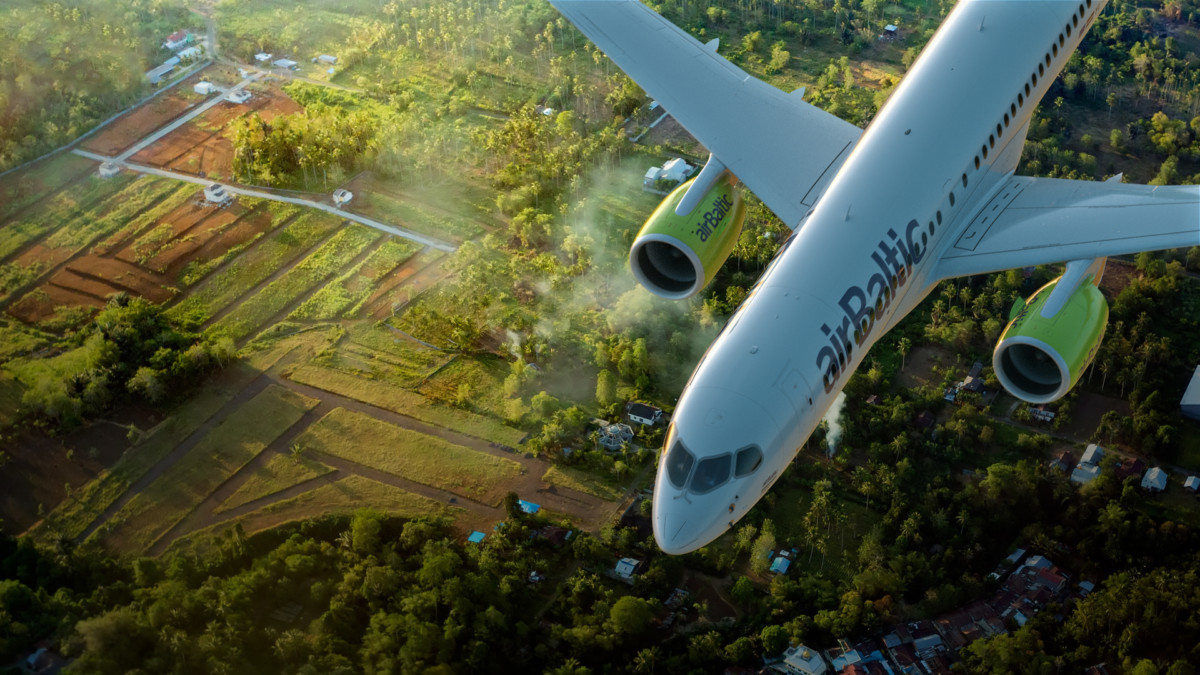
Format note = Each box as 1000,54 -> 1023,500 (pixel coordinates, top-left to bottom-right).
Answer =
550,0 -> 862,228
934,176 -> 1200,279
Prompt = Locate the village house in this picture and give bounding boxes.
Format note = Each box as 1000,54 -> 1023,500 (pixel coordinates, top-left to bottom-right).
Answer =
642,158 -> 694,191
1141,466 -> 1168,492
597,422 -> 634,451
162,30 -> 192,51
626,402 -> 663,426
1070,444 -> 1103,485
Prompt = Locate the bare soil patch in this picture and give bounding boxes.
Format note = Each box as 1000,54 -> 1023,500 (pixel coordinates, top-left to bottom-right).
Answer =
1063,390 -> 1131,440
131,123 -> 217,169
1101,258 -> 1137,297
9,285 -> 103,322
363,252 -> 449,319
641,115 -> 703,153
897,344 -> 956,390
130,88 -> 303,180
81,72 -> 210,156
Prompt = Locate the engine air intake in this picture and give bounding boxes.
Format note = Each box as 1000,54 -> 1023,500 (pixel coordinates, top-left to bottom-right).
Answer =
628,173 -> 745,300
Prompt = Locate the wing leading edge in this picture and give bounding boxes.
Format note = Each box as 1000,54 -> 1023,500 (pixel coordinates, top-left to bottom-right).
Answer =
550,0 -> 861,228
934,176 -> 1200,280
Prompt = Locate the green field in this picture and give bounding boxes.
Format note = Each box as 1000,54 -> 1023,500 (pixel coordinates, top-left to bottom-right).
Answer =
41,176 -> 182,254
0,153 -> 96,226
176,201 -> 303,286
0,173 -> 137,261
215,453 -> 334,514
542,464 -> 624,502
352,189 -> 485,242
96,384 -> 318,554
321,323 -> 450,386
289,236 -> 420,320
92,182 -> 199,257
293,407 -> 524,506
167,210 -> 339,326
168,475 -> 457,557
34,364 -> 265,542
209,225 -> 381,340
288,363 -> 527,446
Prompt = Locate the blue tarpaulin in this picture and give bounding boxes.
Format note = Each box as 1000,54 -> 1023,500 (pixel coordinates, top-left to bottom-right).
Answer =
518,499 -> 540,514
467,531 -> 486,543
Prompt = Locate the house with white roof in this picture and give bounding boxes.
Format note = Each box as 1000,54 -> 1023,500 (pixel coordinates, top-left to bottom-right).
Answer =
1185,476 -> 1199,492
1071,444 -> 1103,485
778,645 -> 829,675
1141,467 -> 1168,492
642,158 -> 695,191
1183,365 -> 1200,420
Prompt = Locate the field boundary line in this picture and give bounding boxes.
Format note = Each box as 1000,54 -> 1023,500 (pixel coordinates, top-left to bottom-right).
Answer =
198,226 -> 346,331
162,205 -> 303,306
144,399 -> 330,556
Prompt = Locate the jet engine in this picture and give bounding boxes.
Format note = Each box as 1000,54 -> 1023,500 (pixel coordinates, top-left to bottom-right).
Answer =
630,172 -> 745,299
993,275 -> 1107,404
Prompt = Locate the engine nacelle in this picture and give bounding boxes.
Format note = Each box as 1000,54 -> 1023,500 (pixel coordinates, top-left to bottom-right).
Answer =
993,277 -> 1107,404
629,173 -> 745,299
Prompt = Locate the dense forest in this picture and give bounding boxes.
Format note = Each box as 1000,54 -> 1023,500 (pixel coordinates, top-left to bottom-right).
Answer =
0,0 -> 193,172
5,0 -> 1200,672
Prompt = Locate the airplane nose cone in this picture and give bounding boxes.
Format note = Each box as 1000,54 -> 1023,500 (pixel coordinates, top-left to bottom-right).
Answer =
653,506 -> 706,555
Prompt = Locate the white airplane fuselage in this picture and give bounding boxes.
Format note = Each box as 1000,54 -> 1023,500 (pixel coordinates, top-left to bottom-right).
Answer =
654,0 -> 1104,554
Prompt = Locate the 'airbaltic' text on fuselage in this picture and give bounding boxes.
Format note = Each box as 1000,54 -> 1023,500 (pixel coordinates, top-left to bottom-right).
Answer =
816,218 -> 930,393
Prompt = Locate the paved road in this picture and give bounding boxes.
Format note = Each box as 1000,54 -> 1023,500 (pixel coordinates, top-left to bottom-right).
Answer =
71,149 -> 458,252
117,74 -> 260,162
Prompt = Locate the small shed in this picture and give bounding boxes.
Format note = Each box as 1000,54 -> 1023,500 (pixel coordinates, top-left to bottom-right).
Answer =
1141,467 -> 1168,492
255,52 -> 273,62
317,54 -> 338,64
194,81 -> 217,95
769,554 -> 792,574
226,90 -> 252,104
98,162 -> 121,179
614,557 -> 641,579
332,188 -> 353,207
272,58 -> 299,70
1182,365 -> 1200,420
517,499 -> 540,515
1185,476 -> 1200,492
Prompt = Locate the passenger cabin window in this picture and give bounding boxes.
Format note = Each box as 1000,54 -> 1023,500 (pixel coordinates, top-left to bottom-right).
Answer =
666,438 -> 695,489
690,454 -> 732,494
734,446 -> 763,477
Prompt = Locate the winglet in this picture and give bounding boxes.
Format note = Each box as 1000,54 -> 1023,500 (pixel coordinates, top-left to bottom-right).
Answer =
1105,173 -> 1124,183
704,38 -> 719,52
791,86 -> 807,100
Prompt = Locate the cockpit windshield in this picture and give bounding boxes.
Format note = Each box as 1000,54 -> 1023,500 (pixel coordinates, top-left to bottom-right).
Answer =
689,454 -> 731,494
734,445 -> 763,477
665,438 -> 695,489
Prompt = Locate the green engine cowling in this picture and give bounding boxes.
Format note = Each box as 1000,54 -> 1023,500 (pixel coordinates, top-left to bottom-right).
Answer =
993,277 -> 1108,404
630,173 -> 746,299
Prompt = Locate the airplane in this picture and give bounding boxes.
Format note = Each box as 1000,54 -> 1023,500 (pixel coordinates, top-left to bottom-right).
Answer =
549,0 -> 1200,554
